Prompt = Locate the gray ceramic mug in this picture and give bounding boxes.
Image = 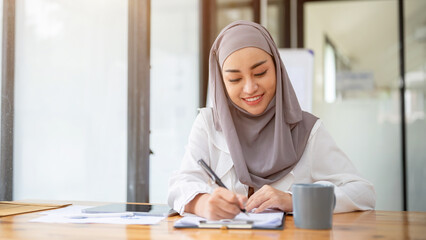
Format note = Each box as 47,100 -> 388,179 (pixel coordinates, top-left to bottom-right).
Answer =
292,183 -> 336,229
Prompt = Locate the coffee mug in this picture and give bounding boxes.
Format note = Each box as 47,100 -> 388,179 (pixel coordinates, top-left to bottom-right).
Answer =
292,183 -> 336,229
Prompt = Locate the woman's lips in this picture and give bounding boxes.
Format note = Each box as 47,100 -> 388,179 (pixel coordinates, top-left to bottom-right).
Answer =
242,94 -> 264,105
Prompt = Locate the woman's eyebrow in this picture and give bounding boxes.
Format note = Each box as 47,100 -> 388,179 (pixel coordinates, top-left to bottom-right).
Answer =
224,69 -> 240,73
224,60 -> 268,73
250,60 -> 267,69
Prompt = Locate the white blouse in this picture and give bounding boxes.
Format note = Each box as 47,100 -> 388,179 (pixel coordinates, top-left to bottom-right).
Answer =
168,108 -> 375,215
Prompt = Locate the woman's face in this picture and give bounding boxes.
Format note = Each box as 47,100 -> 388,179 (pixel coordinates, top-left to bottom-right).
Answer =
222,47 -> 276,115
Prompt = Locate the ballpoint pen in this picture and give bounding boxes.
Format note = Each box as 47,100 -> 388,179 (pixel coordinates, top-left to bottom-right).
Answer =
197,159 -> 249,216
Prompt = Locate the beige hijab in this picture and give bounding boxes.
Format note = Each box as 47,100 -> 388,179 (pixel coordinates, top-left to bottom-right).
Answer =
209,20 -> 318,189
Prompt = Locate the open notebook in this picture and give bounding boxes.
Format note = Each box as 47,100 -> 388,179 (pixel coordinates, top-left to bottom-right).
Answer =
174,210 -> 285,230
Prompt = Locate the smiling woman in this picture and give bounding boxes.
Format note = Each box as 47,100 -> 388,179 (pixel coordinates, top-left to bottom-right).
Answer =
168,20 -> 376,220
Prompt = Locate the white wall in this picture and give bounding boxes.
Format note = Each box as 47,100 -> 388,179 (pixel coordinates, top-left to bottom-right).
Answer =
13,0 -> 128,201
150,0 -> 199,204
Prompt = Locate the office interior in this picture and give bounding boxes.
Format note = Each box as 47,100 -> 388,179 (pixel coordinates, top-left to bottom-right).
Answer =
0,0 -> 424,212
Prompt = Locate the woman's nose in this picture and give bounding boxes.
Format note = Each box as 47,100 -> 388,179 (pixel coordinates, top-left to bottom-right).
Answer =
243,78 -> 258,94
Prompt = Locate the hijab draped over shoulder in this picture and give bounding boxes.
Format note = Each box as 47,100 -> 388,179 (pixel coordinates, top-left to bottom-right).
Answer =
209,20 -> 318,189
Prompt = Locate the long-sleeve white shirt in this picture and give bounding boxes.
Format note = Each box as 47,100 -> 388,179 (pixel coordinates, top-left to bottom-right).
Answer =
168,108 -> 376,215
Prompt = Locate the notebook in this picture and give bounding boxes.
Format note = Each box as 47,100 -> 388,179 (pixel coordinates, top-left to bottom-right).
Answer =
174,210 -> 285,230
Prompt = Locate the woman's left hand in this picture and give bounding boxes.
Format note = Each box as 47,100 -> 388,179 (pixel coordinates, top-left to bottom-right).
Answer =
245,185 -> 292,213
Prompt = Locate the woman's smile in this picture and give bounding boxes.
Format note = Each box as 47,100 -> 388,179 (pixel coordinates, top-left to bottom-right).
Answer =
242,94 -> 264,105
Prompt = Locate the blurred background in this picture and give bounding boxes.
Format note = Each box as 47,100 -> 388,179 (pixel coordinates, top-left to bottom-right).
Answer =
0,0 -> 424,212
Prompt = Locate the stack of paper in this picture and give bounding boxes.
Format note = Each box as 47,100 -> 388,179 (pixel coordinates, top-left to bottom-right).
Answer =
30,205 -> 165,225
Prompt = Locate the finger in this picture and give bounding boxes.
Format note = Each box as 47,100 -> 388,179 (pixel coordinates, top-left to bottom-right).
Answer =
213,188 -> 249,215
236,194 -> 248,210
247,187 -> 278,212
254,199 -> 274,213
220,200 -> 242,216
246,185 -> 271,211
210,196 -> 242,216
245,193 -> 268,212
214,188 -> 246,214
246,185 -> 271,206
246,190 -> 262,206
212,189 -> 242,209
215,188 -> 241,205
205,197 -> 240,220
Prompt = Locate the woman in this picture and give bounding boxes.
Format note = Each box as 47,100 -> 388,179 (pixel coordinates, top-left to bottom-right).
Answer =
168,20 -> 375,220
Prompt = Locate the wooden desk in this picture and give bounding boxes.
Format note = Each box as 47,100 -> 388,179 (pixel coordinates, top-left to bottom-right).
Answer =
1,202 -> 425,240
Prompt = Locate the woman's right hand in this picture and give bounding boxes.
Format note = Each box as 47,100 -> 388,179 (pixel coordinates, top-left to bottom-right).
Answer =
185,187 -> 247,220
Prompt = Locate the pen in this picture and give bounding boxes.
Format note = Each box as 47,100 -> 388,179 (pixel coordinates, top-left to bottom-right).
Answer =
66,212 -> 135,219
197,159 -> 249,216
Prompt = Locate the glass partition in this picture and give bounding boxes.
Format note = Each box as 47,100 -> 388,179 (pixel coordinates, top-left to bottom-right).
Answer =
150,0 -> 199,203
217,0 -> 253,35
404,0 -> 426,211
266,0 -> 286,47
305,0 -> 403,210
13,0 -> 128,201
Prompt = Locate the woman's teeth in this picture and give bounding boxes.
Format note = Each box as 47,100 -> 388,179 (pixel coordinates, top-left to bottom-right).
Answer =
245,95 -> 261,102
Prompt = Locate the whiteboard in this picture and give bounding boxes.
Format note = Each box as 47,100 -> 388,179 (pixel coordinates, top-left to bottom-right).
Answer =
279,49 -> 314,112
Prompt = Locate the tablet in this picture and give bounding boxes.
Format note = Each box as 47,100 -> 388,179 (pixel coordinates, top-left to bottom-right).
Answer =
82,203 -> 176,217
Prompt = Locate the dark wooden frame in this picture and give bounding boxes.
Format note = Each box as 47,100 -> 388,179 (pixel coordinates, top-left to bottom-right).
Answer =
0,0 -> 15,201
397,0 -> 407,211
282,0 -> 291,48
127,0 -> 151,203
252,0 -> 261,24
200,0 -> 216,107
296,0 -> 305,48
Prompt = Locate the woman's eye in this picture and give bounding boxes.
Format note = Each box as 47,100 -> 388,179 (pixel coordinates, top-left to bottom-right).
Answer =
254,70 -> 267,77
229,78 -> 242,82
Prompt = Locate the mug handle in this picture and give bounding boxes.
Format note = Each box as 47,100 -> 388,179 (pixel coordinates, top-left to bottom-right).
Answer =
333,194 -> 336,210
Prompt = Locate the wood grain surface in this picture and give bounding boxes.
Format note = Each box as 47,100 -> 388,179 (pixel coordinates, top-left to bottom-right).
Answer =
1,201 -> 425,240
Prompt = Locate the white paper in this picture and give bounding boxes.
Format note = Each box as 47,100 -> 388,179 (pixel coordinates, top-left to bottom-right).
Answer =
39,205 -> 93,215
30,205 -> 165,225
